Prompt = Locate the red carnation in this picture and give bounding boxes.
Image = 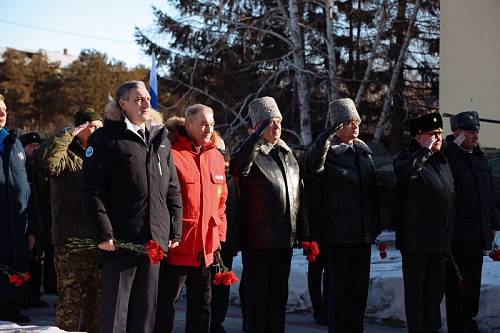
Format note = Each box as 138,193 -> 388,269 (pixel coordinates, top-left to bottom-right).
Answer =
144,240 -> 165,264
377,242 -> 387,252
489,249 -> 500,262
213,272 -> 224,286
222,271 -> 239,286
8,274 -> 24,287
301,241 -> 320,262
376,242 -> 388,260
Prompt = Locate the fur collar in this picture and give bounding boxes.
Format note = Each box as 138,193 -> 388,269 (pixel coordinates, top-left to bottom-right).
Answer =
258,139 -> 292,155
330,137 -> 372,155
104,100 -> 164,126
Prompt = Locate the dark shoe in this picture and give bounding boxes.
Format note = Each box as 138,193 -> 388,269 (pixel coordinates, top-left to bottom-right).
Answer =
43,286 -> 57,295
313,314 -> 328,326
466,320 -> 480,333
0,312 -> 31,324
28,300 -> 49,308
210,323 -> 228,333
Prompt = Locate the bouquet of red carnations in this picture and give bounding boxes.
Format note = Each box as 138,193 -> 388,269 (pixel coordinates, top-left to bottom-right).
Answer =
0,264 -> 30,287
301,241 -> 320,262
212,250 -> 238,286
66,238 -> 165,264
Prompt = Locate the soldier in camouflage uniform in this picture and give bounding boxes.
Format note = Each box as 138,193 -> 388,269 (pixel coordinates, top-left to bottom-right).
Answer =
37,108 -> 103,333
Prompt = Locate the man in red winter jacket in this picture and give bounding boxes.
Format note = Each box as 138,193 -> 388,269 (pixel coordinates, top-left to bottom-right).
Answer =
154,104 -> 228,333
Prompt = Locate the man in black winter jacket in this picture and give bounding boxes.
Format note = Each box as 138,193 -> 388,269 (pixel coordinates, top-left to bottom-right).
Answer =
230,96 -> 305,333
394,112 -> 454,333
305,98 -> 380,333
442,111 -> 499,333
82,81 -> 183,333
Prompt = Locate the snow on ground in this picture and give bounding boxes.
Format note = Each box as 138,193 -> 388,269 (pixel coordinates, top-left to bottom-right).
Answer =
0,321 -> 70,332
228,231 -> 500,330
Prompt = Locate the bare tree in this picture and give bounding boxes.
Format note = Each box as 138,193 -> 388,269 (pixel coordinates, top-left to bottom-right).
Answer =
372,0 -> 421,143
354,0 -> 389,108
288,0 -> 312,144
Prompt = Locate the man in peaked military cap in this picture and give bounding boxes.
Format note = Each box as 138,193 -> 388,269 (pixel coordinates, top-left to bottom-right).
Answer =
393,112 -> 455,333
443,111 -> 499,333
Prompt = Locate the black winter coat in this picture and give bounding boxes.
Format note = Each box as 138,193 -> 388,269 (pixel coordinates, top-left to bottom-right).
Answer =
442,135 -> 500,250
82,115 -> 183,260
306,136 -> 380,244
393,141 -> 455,254
230,133 -> 305,250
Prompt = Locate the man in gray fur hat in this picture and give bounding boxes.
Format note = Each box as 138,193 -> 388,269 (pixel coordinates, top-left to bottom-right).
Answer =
443,111 -> 499,333
305,97 -> 380,333
230,96 -> 307,333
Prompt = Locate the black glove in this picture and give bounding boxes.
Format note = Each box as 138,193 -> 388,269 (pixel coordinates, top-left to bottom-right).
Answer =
326,121 -> 344,137
316,121 -> 344,148
254,118 -> 273,138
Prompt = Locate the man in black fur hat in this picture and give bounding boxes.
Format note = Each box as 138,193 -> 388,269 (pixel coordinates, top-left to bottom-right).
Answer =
393,112 -> 455,333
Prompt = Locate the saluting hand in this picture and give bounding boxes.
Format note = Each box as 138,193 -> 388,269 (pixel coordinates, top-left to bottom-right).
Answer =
453,131 -> 466,146
327,121 -> 344,137
71,121 -> 89,137
255,118 -> 273,138
417,135 -> 437,150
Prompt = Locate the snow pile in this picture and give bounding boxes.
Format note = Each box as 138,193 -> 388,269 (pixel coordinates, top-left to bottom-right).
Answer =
0,321 -> 72,332
229,231 -> 500,330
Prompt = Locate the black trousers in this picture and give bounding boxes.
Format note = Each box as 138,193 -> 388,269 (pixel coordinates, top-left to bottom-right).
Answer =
402,252 -> 447,333
243,248 -> 292,333
445,250 -> 483,333
43,243 -> 57,294
307,245 -> 327,321
100,256 -> 160,333
26,245 -> 43,304
325,243 -> 371,333
210,246 -> 234,332
154,262 -> 212,333
239,264 -> 247,331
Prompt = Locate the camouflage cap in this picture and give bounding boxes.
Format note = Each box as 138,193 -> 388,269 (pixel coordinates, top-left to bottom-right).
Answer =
450,111 -> 480,131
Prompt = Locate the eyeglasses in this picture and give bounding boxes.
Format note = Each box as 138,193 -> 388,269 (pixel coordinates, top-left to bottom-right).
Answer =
343,120 -> 360,127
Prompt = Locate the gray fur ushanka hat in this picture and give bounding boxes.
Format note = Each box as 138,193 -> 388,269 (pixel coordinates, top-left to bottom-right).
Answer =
248,96 -> 283,128
329,98 -> 361,124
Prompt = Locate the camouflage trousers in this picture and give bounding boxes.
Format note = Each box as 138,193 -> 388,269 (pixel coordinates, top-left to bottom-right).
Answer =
55,246 -> 101,333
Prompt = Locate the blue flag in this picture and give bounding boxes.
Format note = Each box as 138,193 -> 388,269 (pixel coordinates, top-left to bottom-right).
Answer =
149,51 -> 158,109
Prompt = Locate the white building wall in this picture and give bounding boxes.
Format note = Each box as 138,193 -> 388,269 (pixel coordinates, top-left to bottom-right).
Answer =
441,0 -> 500,147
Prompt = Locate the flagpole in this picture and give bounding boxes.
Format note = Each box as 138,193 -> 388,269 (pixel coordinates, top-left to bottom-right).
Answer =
149,51 -> 158,109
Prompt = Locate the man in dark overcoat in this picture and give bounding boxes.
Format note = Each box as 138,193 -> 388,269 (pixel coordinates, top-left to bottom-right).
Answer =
393,112 -> 455,333
305,98 -> 380,333
443,111 -> 499,333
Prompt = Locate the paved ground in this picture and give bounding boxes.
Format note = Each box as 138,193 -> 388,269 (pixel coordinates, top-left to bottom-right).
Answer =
13,294 -> 409,333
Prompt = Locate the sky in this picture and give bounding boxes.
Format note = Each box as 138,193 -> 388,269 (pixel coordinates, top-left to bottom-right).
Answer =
0,0 -> 173,68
